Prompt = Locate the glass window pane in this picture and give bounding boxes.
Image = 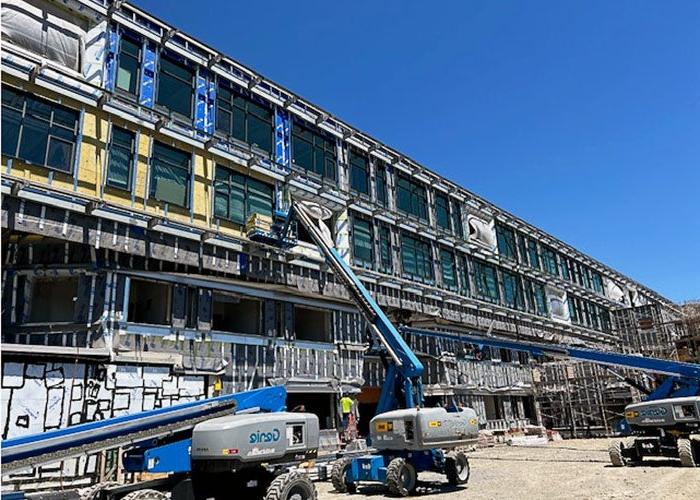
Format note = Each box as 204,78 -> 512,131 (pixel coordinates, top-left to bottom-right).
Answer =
107,128 -> 134,189
121,37 -> 140,58
151,163 -> 188,206
154,142 -> 190,168
312,146 -> 326,176
157,58 -> 193,118
214,190 -> 229,218
216,108 -> 232,135
324,154 -> 336,180
401,240 -> 416,277
117,55 -> 139,94
46,137 -> 73,171
229,185 -> 245,224
2,87 -> 23,110
2,107 -> 21,156
161,57 -> 191,81
376,168 -> 386,205
247,178 -> 273,218
379,226 -> 392,271
248,116 -> 272,153
18,118 -> 49,164
150,142 -> 190,207
52,107 -> 79,129
111,127 -> 134,149
293,135 -> 313,171
25,97 -> 51,121
218,85 -> 232,103
230,107 -> 244,141
353,218 -> 373,264
158,73 -> 192,117
436,193 -> 450,229
107,146 -> 131,189
441,249 -> 456,288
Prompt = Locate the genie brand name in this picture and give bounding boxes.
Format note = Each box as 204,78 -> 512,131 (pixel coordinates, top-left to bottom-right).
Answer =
249,428 -> 281,444
640,407 -> 668,417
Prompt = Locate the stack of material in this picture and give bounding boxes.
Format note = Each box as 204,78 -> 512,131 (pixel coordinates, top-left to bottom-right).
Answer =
318,429 -> 341,455
246,213 -> 273,236
506,425 -> 549,447
478,429 -> 496,447
547,429 -> 563,441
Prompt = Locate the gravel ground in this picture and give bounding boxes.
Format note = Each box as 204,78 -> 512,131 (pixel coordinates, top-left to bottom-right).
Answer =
316,439 -> 700,499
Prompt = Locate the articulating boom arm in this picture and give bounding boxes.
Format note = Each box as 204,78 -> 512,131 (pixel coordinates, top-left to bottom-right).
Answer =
401,327 -> 700,399
286,201 -> 424,412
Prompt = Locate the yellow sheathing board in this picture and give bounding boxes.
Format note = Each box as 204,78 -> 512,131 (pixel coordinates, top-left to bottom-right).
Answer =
75,111 -> 101,197
193,153 -> 210,223
133,132 -> 151,206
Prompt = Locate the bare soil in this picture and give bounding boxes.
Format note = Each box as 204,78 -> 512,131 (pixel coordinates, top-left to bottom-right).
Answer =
316,438 -> 700,499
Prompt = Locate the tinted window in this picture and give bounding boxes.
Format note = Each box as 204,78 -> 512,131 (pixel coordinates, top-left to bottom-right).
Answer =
157,56 -> 194,118
1,87 -> 79,172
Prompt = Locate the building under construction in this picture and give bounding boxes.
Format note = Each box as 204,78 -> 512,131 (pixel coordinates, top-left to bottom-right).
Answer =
0,0 -> 683,488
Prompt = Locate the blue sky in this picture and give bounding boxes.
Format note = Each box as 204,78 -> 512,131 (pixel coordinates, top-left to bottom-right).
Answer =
134,0 -> 699,302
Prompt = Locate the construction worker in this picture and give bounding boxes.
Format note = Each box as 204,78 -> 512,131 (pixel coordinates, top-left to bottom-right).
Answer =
339,394 -> 354,434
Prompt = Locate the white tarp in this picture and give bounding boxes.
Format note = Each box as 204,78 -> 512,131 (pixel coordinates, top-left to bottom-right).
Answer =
546,286 -> 570,323
82,19 -> 107,86
467,214 -> 497,250
604,277 -> 628,304
1,0 -> 87,72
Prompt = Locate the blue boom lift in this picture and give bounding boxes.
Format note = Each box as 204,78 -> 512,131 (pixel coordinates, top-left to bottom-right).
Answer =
399,326 -> 700,467
2,386 -> 321,500
280,202 -> 479,497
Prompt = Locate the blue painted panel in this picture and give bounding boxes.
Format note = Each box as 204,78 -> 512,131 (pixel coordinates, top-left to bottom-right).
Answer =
139,41 -> 157,108
206,80 -> 216,134
137,438 -> 192,473
275,108 -> 291,170
195,71 -> 208,132
104,28 -> 119,91
349,455 -> 385,482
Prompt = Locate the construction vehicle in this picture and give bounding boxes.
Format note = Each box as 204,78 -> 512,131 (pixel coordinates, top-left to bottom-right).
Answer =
2,386 -> 320,500
269,201 -> 478,497
398,326 -> 700,468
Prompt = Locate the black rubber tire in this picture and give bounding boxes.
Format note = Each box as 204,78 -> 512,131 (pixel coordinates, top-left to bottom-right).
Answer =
386,457 -> 417,497
121,489 -> 168,500
608,441 -> 626,467
445,451 -> 470,485
264,471 -> 317,500
678,438 -> 697,467
331,457 -> 356,493
80,482 -> 120,500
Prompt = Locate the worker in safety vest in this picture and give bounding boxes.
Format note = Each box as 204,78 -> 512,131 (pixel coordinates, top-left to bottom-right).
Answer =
339,394 -> 355,433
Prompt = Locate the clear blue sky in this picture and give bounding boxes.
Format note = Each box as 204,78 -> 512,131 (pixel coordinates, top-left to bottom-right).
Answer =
135,0 -> 699,303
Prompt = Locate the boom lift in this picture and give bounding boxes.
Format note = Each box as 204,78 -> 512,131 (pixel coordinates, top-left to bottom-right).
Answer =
276,201 -> 478,497
399,326 -> 700,467
2,386 -> 320,500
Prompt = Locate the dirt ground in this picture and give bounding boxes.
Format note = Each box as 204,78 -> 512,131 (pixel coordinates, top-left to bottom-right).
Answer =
316,439 -> 700,499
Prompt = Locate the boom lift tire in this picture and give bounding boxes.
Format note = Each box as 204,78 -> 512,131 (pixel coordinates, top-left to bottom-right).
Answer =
386,457 -> 417,497
608,441 -> 626,467
445,450 -> 470,485
678,438 -> 697,467
121,489 -> 168,500
80,482 -> 120,500
331,457 -> 357,493
264,471 -> 317,500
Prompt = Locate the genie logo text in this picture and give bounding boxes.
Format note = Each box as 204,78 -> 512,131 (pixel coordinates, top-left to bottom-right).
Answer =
249,428 -> 281,444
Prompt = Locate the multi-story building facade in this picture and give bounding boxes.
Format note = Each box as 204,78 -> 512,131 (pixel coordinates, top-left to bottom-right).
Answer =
0,0 -> 681,487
